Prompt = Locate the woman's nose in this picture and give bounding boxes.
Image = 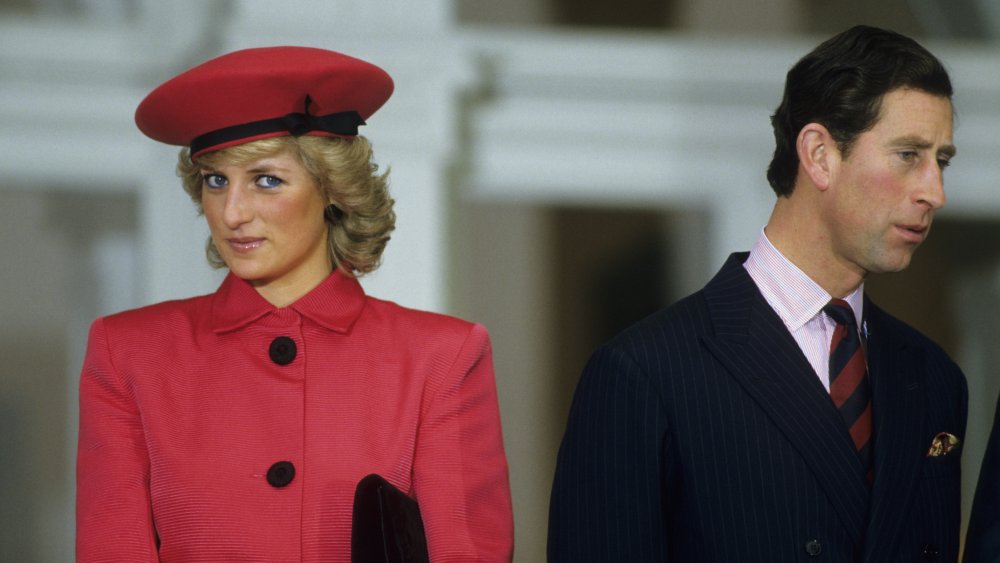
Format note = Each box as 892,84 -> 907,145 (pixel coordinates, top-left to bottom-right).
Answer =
222,185 -> 252,228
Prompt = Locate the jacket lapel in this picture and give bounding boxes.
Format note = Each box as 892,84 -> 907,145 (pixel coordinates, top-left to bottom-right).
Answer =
861,302 -> 926,562
700,253 -> 870,545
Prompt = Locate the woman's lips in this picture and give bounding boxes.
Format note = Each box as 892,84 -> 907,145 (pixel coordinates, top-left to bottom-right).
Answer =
227,238 -> 264,252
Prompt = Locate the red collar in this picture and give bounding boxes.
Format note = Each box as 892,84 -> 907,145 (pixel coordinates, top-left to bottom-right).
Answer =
210,270 -> 366,334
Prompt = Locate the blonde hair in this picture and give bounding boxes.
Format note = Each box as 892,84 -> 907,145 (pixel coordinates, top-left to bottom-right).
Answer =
176,135 -> 394,276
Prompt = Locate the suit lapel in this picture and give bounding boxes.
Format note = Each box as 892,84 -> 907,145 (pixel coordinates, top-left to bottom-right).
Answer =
700,253 -> 870,544
861,302 -> 926,562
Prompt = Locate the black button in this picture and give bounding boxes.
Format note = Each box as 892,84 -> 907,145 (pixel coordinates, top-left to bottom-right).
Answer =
804,539 -> 822,557
269,336 -> 297,365
921,544 -> 939,559
267,461 -> 295,487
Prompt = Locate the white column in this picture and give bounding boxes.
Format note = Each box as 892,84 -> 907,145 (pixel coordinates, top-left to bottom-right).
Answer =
452,202 -> 555,562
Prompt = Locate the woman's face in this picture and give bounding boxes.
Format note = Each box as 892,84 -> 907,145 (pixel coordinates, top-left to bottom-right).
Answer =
200,150 -> 331,305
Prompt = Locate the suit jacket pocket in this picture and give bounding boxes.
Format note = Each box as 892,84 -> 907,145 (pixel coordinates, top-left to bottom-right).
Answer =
922,454 -> 960,478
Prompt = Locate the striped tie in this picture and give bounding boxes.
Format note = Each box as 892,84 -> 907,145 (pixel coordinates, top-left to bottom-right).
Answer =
824,299 -> 873,479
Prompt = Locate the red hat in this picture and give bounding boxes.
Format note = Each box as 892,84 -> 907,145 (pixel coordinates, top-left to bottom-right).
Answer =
135,46 -> 394,158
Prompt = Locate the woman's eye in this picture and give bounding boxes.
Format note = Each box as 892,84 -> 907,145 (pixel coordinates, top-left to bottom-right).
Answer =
256,175 -> 283,189
203,174 -> 227,189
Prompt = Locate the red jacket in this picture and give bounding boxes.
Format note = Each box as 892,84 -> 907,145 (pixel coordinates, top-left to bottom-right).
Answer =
77,270 -> 513,562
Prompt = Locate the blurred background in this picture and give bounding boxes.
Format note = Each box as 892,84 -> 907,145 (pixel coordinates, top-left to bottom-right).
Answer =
3,0 -> 1000,560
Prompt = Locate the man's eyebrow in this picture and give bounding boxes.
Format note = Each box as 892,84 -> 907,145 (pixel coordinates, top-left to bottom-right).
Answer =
890,135 -> 956,157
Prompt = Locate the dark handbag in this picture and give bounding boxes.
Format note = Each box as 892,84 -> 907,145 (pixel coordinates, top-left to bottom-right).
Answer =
351,473 -> 430,563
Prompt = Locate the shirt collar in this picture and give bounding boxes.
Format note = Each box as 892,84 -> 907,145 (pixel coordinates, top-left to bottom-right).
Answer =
210,269 -> 367,334
744,228 -> 864,331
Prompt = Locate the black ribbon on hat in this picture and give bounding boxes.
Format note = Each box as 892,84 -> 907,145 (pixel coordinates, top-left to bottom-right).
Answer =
190,94 -> 366,156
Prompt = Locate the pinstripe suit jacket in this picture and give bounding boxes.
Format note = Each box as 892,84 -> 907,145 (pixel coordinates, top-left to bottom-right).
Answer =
549,252 -> 967,563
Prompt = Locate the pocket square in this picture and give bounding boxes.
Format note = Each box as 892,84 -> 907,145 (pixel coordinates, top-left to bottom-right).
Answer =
926,432 -> 960,457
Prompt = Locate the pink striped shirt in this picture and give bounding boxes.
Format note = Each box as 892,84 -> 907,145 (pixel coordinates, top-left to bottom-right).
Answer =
743,229 -> 864,391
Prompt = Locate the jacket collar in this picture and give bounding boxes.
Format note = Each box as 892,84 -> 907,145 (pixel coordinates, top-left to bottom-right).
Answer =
210,269 -> 367,334
701,252 -> 871,544
702,253 -> 929,558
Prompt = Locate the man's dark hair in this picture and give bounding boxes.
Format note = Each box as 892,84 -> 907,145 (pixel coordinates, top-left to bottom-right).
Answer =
766,25 -> 953,197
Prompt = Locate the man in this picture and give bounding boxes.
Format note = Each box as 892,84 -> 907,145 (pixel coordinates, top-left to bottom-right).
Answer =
548,25 -> 966,563
966,395 -> 1000,561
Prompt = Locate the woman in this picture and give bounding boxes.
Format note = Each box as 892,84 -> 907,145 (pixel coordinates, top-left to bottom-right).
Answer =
76,46 -> 514,562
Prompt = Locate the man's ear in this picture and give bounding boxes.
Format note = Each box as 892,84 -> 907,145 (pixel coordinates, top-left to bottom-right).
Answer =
796,123 -> 837,191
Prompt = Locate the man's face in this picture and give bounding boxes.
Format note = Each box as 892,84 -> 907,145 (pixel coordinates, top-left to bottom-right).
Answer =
825,87 -> 954,277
